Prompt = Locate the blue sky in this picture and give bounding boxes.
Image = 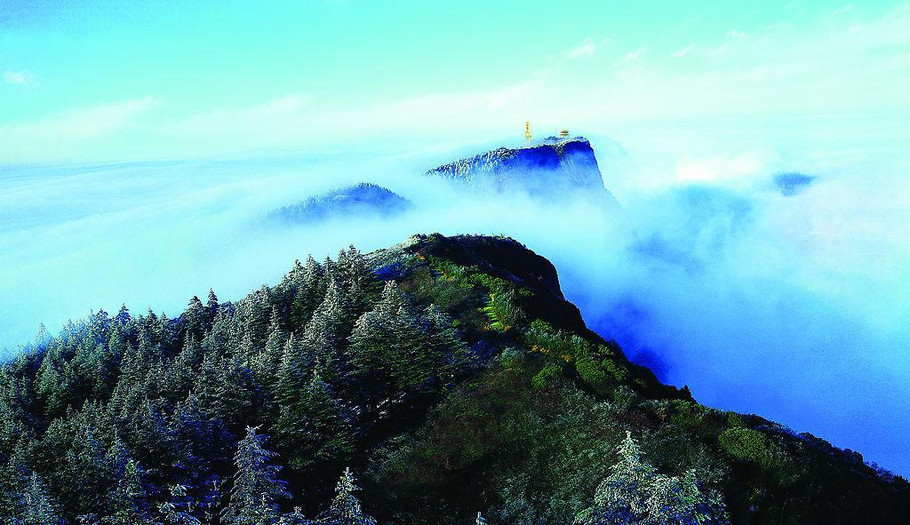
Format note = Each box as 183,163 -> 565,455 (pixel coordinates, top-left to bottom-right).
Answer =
1,0 -> 907,163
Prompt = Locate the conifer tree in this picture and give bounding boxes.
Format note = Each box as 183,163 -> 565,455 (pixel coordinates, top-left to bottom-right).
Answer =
278,507 -> 312,525
53,425 -> 116,517
302,279 -> 353,386
274,334 -> 308,407
113,304 -> 131,329
284,259 -> 306,292
158,484 -> 202,525
290,255 -> 327,330
169,395 -> 230,518
575,432 -> 729,525
274,367 -> 353,473
222,427 -> 290,525
201,310 -> 233,357
164,335 -> 202,401
103,443 -> 156,525
252,309 -> 287,392
347,281 -> 439,403
314,468 -> 377,525
18,470 -> 63,525
335,246 -> 376,314
206,289 -> 220,322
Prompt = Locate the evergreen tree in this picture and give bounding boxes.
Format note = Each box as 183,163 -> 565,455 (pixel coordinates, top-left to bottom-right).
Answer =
274,334 -> 309,407
169,394 -> 230,516
17,470 -> 63,525
274,367 -> 353,473
222,427 -> 291,525
158,484 -> 202,525
102,442 -> 156,525
201,310 -> 233,358
575,432 -> 729,525
252,309 -> 287,392
278,507 -> 312,525
164,335 -> 203,401
335,246 -> 377,315
314,468 -> 377,525
301,279 -> 353,386
113,304 -> 131,330
290,256 -> 327,330
347,282 -> 442,406
51,424 -> 117,517
206,289 -> 221,322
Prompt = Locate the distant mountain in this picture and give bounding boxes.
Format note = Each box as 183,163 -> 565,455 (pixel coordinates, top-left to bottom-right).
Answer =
271,182 -> 411,223
427,137 -> 613,197
774,172 -> 818,196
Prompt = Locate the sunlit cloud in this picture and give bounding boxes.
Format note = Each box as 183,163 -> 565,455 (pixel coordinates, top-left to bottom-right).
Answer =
671,44 -> 695,58
675,153 -> 766,184
3,70 -> 35,85
567,38 -> 597,59
614,47 -> 647,65
1,5 -> 906,166
0,96 -> 156,163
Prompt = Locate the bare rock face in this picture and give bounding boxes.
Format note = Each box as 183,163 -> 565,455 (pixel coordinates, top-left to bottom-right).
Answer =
426,137 -> 609,196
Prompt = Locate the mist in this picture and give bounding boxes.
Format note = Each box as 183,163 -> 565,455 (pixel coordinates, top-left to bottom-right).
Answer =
1,115 -> 909,478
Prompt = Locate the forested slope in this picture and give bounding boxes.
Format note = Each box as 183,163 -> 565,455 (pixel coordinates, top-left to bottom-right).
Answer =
1,234 -> 907,524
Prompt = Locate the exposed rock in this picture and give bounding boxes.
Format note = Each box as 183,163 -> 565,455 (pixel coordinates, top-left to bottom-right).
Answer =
427,137 -> 609,196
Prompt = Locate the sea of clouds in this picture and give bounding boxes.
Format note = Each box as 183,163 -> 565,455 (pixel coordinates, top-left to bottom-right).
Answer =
1,116 -> 908,476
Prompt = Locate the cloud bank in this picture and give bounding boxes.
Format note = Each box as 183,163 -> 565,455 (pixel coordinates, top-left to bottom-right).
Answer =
1,117 -> 908,478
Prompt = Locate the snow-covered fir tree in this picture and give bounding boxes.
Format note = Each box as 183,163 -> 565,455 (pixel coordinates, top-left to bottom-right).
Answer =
314,467 -> 377,525
575,431 -> 729,525
222,427 -> 291,525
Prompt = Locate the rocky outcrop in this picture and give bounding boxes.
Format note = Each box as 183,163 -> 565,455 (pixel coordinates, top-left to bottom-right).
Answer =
426,137 -> 608,195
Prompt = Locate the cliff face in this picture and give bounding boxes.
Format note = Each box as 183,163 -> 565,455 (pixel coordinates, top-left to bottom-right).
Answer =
427,137 -> 608,195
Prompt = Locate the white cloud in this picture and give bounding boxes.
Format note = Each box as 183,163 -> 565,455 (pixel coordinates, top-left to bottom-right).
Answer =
671,44 -> 695,58
166,82 -> 547,157
567,38 -> 597,59
175,93 -> 309,137
675,153 -> 767,184
3,4 -> 908,164
3,70 -> 35,85
726,29 -> 746,39
615,47 -> 647,65
0,96 -> 155,163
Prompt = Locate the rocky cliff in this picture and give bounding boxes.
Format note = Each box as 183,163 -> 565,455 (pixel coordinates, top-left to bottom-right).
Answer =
427,137 -> 609,196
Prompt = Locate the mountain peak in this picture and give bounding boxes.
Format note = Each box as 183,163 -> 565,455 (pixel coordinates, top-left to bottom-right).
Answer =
426,136 -> 607,194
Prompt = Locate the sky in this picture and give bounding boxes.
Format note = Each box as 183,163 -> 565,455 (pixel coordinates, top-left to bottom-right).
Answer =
1,0 -> 908,163
1,0 -> 910,476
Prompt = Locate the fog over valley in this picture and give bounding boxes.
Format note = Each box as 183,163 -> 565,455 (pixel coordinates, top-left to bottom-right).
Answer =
2,117 -> 908,478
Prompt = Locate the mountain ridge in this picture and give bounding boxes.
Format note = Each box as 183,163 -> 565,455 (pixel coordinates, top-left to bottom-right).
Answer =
0,233 -> 906,524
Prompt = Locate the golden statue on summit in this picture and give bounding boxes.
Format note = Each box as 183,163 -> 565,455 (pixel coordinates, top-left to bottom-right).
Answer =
524,122 -> 569,143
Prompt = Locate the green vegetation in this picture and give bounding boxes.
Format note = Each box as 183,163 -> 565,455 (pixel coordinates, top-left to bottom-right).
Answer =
0,234 -> 906,524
